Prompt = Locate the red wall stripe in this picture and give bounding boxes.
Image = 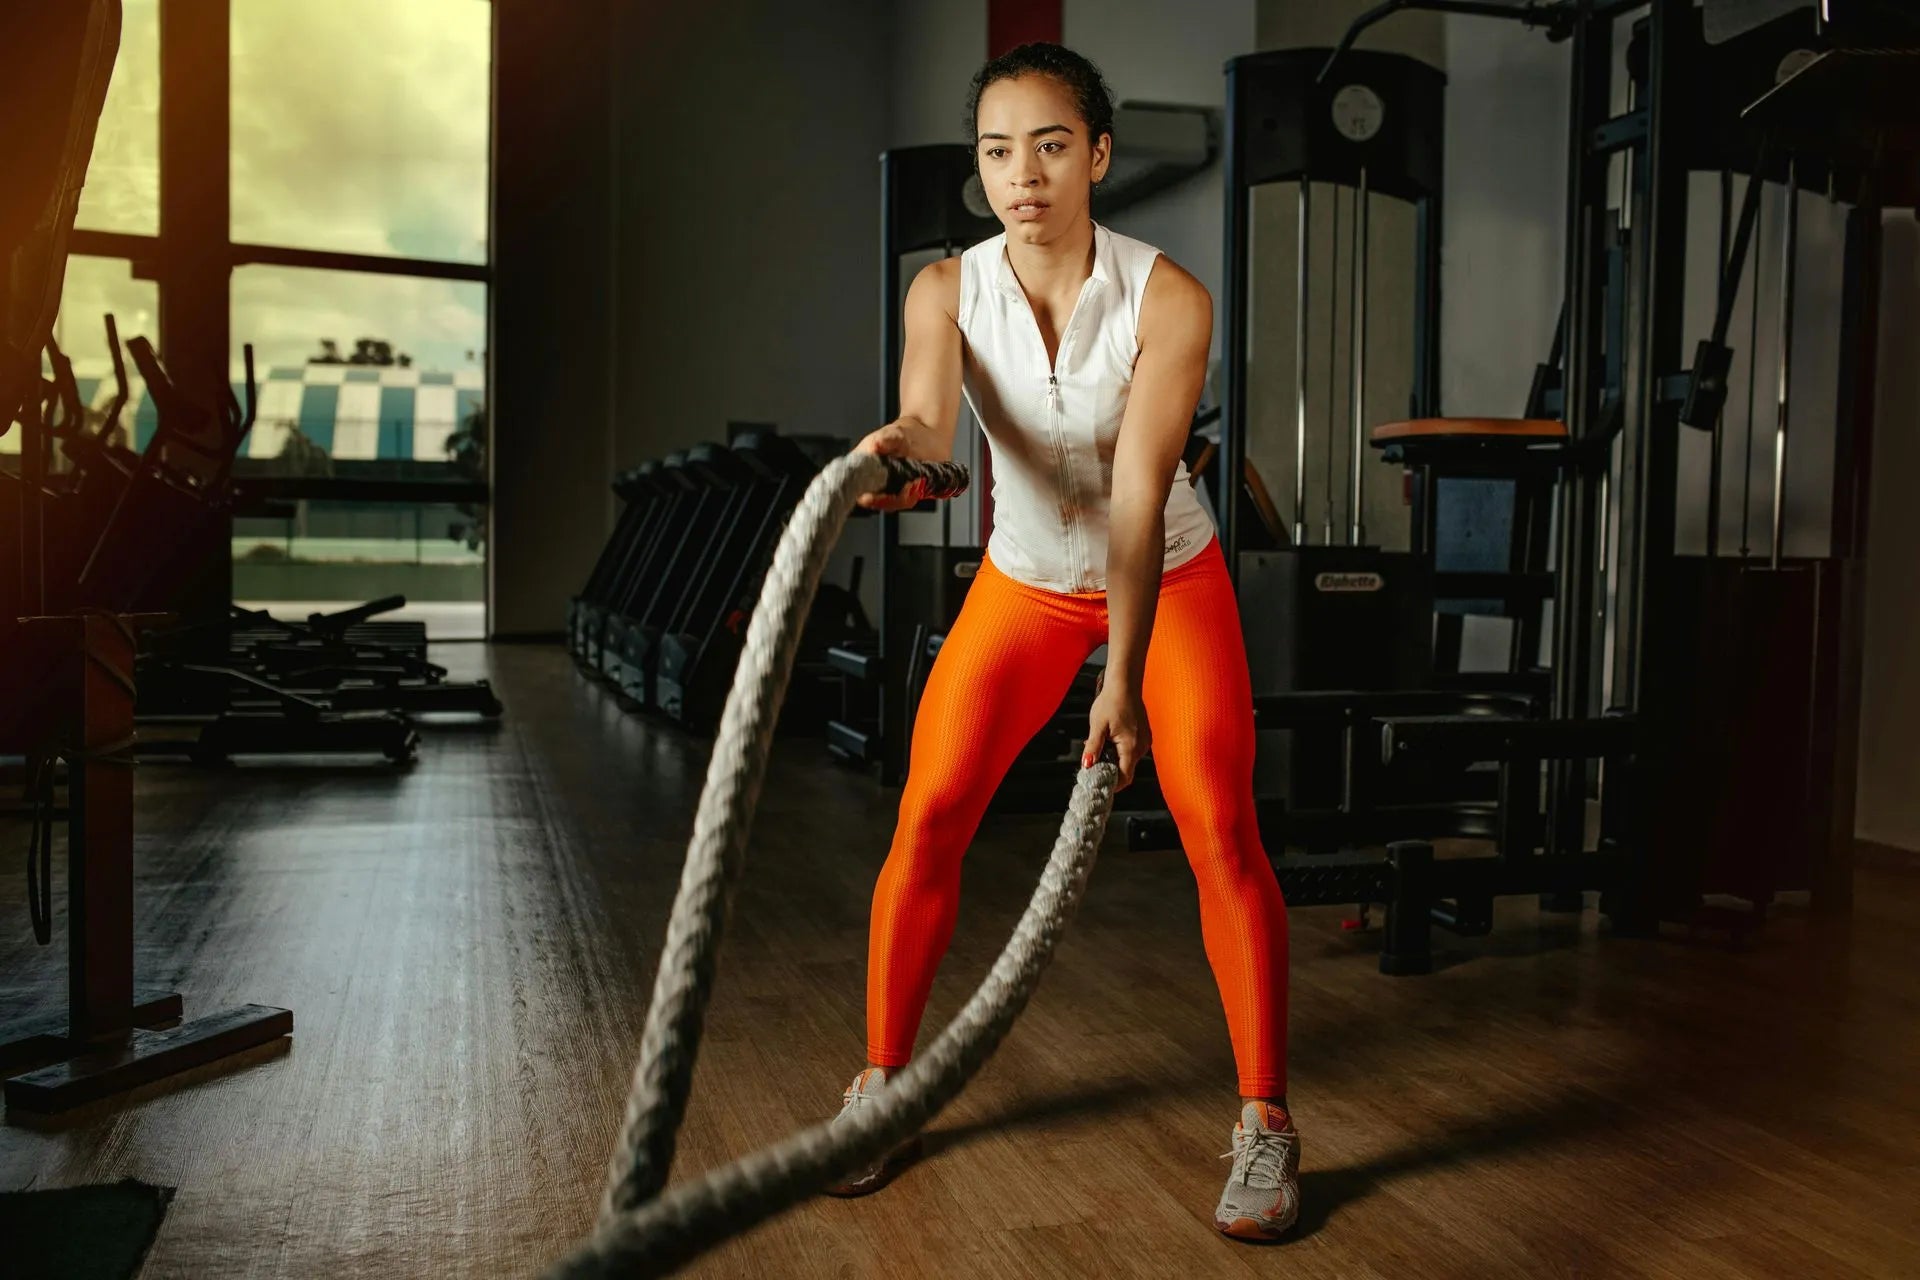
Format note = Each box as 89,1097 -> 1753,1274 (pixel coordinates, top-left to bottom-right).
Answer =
988,0 -> 1062,55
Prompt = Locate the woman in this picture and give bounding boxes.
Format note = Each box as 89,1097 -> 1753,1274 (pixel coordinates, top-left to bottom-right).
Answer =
830,43 -> 1297,1242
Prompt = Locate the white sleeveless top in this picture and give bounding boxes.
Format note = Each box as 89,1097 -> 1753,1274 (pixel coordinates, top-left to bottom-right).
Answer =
957,222 -> 1217,594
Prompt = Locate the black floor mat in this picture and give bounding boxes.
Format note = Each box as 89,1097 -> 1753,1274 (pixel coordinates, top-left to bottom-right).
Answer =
0,1178 -> 175,1280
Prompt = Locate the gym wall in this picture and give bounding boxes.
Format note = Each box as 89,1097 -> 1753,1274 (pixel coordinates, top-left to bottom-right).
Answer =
489,0 -> 890,636
491,0 -> 617,639
890,0 -> 988,147
1439,19 -> 1568,420
608,1 -> 890,465
1065,0 -> 1256,356
1859,219 -> 1920,853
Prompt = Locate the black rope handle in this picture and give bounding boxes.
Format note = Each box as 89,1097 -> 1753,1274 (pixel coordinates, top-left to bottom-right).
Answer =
876,457 -> 970,501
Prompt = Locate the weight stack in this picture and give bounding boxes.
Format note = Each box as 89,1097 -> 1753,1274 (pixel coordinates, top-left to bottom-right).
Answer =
1237,545 -> 1435,805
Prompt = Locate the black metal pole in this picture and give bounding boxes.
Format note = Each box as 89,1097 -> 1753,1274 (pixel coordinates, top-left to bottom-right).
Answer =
1770,157 -> 1798,570
1293,178 -> 1310,546
1548,6 -> 1612,857
1707,169 -> 1729,556
1221,64 -> 1248,580
1610,0 -> 1690,712
1350,167 -> 1370,548
878,153 -> 902,786
1412,191 -> 1443,420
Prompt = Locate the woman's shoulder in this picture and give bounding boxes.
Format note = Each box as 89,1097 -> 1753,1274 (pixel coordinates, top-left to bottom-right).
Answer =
908,254 -> 966,315
1135,254 -> 1211,344
1100,226 -> 1206,302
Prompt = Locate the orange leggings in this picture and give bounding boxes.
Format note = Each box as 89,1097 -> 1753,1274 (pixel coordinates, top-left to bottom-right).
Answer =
865,535 -> 1288,1097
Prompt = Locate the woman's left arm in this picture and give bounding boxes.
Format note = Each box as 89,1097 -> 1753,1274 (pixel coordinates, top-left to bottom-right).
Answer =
1083,260 -> 1214,785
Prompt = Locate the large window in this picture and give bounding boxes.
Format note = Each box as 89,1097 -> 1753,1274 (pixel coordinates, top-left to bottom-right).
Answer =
58,0 -> 494,637
229,266 -> 486,479
234,500 -> 486,640
225,1 -> 492,635
74,0 -> 160,237
3,258 -> 158,458
229,0 -> 490,263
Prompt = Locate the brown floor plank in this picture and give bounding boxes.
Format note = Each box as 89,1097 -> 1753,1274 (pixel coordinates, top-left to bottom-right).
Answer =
2,644 -> 1917,1278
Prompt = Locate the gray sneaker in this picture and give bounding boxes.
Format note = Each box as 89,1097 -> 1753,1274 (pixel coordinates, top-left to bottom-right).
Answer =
1214,1101 -> 1301,1240
822,1067 -> 923,1197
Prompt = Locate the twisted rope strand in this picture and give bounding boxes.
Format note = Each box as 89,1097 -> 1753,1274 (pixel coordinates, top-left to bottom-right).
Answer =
547,452 -> 1118,1279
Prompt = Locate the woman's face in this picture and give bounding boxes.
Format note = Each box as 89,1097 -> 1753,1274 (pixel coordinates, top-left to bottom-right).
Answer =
974,74 -> 1111,246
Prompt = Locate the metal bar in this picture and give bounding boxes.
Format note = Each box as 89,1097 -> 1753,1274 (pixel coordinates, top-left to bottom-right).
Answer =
877,154 -> 903,784
1590,109 -> 1650,153
4,1004 -> 294,1114
1741,183 -> 1765,556
1433,570 -> 1556,600
1326,184 -> 1341,546
66,229 -> 159,264
1381,712 -> 1636,763
231,477 -> 489,507
1381,841 -> 1436,975
69,614 -> 137,1043
1771,157 -> 1799,569
1413,192 -> 1444,419
1810,196 -> 1884,915
159,0 -> 231,415
1708,168 -> 1731,557
1831,185 -> 1883,563
1251,686 -> 1538,726
0,992 -> 182,1076
1710,158 -> 1769,347
1549,8 -> 1614,857
229,242 -> 490,284
1222,75 -> 1250,576
1316,0 -> 1568,83
1608,0 -> 1689,718
1351,167 -> 1370,547
880,156 -> 900,426
159,0 -> 234,623
1294,178 -> 1310,545
1657,372 -> 1693,403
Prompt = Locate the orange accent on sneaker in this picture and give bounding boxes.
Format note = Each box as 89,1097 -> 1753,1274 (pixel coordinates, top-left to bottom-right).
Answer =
1218,1214 -> 1291,1242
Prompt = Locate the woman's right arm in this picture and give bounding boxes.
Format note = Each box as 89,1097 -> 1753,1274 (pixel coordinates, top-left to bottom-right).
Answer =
856,257 -> 964,510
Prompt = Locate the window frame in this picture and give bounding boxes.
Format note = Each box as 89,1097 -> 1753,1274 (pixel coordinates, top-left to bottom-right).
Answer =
66,0 -> 493,506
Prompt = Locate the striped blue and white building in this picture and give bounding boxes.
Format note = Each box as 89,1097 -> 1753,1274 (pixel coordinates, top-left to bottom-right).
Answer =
6,363 -> 486,462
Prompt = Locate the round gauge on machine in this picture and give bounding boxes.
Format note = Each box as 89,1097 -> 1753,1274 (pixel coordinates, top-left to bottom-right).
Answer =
1331,84 -> 1385,142
962,172 -> 993,220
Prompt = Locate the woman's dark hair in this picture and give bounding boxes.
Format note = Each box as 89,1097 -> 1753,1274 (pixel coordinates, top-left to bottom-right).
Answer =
965,43 -> 1115,147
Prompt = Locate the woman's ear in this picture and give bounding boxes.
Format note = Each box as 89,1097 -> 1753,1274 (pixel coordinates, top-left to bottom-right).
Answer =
1091,131 -> 1113,186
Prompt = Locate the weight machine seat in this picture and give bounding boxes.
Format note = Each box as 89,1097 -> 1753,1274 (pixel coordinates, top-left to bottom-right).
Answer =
1371,417 -> 1568,446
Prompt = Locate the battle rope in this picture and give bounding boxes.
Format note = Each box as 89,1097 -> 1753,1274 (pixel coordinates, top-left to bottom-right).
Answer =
544,450 -> 1121,1279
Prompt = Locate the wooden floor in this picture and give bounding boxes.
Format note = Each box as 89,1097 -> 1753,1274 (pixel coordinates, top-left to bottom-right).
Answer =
4,645 -> 1918,1279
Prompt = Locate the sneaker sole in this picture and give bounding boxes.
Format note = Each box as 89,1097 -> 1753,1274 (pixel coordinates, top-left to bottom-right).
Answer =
822,1134 -> 924,1198
1216,1213 -> 1296,1242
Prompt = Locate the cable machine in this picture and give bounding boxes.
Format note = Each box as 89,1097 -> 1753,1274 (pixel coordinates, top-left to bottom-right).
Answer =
1131,0 -> 1910,973
826,144 -> 998,787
